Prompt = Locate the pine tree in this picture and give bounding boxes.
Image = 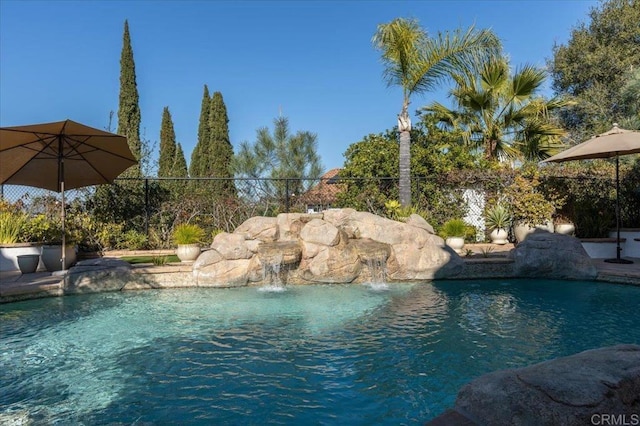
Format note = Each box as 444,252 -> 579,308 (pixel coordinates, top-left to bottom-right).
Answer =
173,143 -> 188,177
117,20 -> 142,177
189,85 -> 211,177
158,107 -> 177,177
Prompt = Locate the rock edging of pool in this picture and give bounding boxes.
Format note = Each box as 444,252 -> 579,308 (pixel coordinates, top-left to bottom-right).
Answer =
429,344 -> 640,426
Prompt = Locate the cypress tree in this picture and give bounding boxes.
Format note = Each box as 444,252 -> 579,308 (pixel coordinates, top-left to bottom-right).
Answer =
206,92 -> 233,177
189,85 -> 211,177
158,106 -> 177,177
173,143 -> 188,178
117,20 -> 142,177
207,91 -> 235,197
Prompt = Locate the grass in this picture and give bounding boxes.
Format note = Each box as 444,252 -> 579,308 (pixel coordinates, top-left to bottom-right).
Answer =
120,255 -> 180,265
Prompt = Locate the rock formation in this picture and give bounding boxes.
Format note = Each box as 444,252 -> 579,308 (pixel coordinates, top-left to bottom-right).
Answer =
192,208 -> 464,287
447,344 -> 640,425
510,230 -> 598,280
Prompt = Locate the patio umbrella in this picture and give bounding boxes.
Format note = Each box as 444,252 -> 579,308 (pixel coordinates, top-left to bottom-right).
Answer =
542,123 -> 640,264
0,119 -> 137,270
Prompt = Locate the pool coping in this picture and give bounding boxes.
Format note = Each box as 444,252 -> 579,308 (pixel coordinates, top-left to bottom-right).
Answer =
1,255 -> 639,304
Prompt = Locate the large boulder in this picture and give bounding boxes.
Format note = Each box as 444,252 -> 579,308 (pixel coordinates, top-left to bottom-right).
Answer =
452,344 -> 640,426
234,216 -> 278,242
511,231 -> 597,280
299,219 -> 340,246
301,242 -> 361,283
211,232 -> 252,260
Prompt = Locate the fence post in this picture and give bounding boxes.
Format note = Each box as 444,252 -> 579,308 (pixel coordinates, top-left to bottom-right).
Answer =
285,179 -> 290,213
145,178 -> 149,239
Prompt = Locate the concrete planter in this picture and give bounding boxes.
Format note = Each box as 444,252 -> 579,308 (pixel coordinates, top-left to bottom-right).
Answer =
445,237 -> 465,254
489,228 -> 509,245
555,223 -> 576,236
514,220 -> 554,243
0,243 -> 44,272
17,254 -> 40,274
41,245 -> 77,271
176,244 -> 201,263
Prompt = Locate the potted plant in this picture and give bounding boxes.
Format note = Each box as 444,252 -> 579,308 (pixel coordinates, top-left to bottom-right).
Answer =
505,174 -> 559,243
27,214 -> 77,271
173,223 -> 205,262
484,202 -> 511,245
553,214 -> 576,236
440,218 -> 467,254
0,208 -> 42,273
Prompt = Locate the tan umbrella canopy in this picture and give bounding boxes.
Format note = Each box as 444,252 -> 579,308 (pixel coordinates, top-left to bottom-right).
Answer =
0,119 -> 137,270
543,123 -> 640,264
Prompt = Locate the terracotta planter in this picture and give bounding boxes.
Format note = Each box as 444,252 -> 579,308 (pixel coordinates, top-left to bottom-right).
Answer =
445,237 -> 465,254
489,228 -> 509,245
17,254 -> 40,274
176,244 -> 201,262
41,245 -> 77,271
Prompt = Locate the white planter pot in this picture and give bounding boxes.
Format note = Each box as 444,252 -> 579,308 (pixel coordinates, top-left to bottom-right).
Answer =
445,237 -> 465,254
41,245 -> 77,271
176,244 -> 201,262
514,220 -> 554,243
489,228 -> 509,245
555,223 -> 575,236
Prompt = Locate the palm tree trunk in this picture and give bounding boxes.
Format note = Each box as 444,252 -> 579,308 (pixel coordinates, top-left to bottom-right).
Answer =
399,129 -> 411,207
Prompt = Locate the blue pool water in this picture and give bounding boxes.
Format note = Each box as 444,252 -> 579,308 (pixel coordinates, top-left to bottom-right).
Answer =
1,279 -> 640,424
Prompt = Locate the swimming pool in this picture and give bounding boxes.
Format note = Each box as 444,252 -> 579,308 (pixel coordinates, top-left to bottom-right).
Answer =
2,279 -> 639,424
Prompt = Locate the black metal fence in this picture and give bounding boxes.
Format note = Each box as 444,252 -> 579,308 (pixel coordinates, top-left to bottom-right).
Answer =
1,172 -> 637,250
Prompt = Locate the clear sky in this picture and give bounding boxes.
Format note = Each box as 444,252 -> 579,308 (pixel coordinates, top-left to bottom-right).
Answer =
0,0 -> 599,174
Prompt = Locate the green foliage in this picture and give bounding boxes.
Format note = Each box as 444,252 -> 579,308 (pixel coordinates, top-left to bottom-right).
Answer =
23,214 -> 62,244
117,20 -> 142,177
89,180 -> 169,233
336,125 -> 478,224
173,143 -> 188,178
420,57 -> 572,162
190,85 -> 211,178
158,106 -> 177,177
232,115 -> 324,208
372,17 -> 502,207
172,223 -> 205,245
484,202 -> 511,230
0,210 -> 28,244
95,222 -> 125,251
440,218 -> 468,238
121,230 -> 148,250
504,171 -> 561,226
550,0 -> 640,140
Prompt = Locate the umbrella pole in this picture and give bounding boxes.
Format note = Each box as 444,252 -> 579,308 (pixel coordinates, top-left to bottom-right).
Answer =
61,179 -> 66,271
604,155 -> 633,264
59,138 -> 67,272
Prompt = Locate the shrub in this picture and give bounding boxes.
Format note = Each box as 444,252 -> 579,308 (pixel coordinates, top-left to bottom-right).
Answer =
0,211 -> 28,244
172,223 -> 205,245
120,230 -> 149,250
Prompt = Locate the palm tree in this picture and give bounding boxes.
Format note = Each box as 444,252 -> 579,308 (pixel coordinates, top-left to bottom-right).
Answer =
372,18 -> 501,207
420,58 -> 573,162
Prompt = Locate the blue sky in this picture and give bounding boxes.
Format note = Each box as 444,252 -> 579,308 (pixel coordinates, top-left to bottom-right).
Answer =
0,0 -> 599,173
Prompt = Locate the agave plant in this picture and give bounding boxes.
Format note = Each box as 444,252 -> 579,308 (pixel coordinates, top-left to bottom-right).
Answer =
484,203 -> 511,231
